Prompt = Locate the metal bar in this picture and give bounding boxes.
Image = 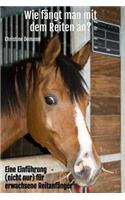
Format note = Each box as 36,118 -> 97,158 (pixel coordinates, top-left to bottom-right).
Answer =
26,17 -> 29,58
50,7 -> 53,38
38,8 -> 41,41
21,13 -> 24,60
15,15 -> 19,61
5,17 -> 8,64
121,7 -> 125,193
10,15 -> 13,63
32,17 -> 35,57
57,6 -> 60,34
63,7 -> 67,55
44,7 -> 47,37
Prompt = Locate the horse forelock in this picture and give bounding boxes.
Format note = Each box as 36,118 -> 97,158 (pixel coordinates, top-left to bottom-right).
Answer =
56,54 -> 88,102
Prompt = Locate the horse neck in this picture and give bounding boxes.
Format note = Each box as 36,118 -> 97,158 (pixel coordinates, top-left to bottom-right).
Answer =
1,111 -> 27,154
0,63 -> 36,154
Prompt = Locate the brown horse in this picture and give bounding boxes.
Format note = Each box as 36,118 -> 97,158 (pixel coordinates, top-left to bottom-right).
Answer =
1,35 -> 101,186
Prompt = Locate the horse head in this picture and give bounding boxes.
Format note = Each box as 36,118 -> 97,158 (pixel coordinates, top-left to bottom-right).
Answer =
27,35 -> 101,186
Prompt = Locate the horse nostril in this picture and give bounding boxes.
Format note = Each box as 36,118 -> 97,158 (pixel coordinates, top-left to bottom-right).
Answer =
84,166 -> 91,177
77,166 -> 91,178
77,169 -> 85,177
75,162 -> 91,179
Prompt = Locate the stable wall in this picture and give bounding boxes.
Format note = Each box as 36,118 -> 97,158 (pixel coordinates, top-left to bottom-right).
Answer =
91,7 -> 121,192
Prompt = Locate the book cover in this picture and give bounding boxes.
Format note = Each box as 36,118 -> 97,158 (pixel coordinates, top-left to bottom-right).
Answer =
0,6 -> 124,194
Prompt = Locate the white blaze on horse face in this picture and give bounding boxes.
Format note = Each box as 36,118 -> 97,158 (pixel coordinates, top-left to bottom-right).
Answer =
74,101 -> 92,155
74,100 -> 96,175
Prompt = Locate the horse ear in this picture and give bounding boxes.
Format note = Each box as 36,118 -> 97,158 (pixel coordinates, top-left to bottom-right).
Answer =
42,35 -> 61,66
72,41 -> 91,70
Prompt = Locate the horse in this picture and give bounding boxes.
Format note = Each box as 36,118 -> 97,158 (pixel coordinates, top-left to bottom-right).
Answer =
1,35 -> 101,186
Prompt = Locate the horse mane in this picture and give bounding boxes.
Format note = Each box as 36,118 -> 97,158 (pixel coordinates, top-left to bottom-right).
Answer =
1,51 -> 87,115
1,58 -> 38,114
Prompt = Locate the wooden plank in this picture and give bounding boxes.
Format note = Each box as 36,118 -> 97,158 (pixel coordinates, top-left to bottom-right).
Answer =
93,134 -> 120,155
0,155 -> 68,179
0,155 -> 71,192
91,97 -> 120,115
91,116 -> 120,136
93,175 -> 121,193
91,7 -> 120,25
91,77 -> 120,97
101,153 -> 121,163
91,53 -> 120,78
93,161 -> 121,192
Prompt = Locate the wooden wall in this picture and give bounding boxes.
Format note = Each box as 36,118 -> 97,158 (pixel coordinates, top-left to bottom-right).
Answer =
91,7 -> 121,192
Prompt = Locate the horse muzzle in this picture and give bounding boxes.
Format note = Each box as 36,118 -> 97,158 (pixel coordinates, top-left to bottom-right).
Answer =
72,156 -> 102,186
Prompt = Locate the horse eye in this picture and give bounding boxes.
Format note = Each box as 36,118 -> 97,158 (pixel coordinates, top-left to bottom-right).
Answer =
44,96 -> 57,106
